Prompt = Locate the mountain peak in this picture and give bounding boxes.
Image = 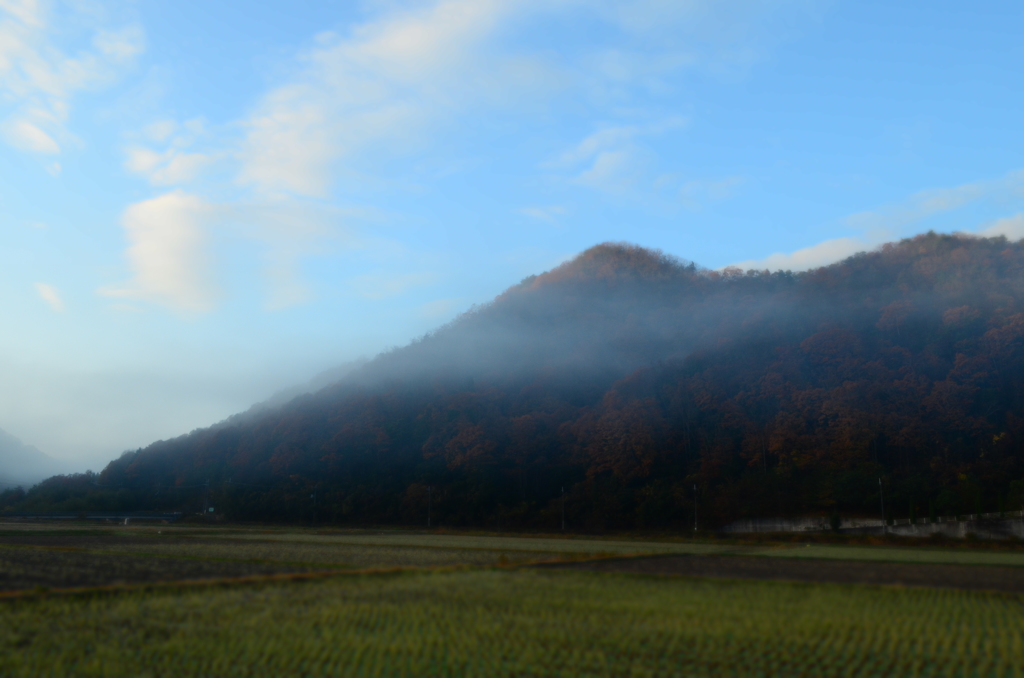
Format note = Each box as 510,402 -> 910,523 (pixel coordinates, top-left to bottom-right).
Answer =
525,243 -> 695,290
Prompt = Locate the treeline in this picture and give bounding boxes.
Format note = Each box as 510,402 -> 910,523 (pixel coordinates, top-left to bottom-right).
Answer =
6,232 -> 1024,529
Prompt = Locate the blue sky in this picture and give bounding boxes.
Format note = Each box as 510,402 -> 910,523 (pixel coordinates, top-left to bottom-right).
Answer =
2,0 -> 1023,467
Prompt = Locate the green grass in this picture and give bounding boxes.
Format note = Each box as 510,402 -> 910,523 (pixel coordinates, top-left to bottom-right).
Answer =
753,544 -> 1024,567
3,569 -> 1024,677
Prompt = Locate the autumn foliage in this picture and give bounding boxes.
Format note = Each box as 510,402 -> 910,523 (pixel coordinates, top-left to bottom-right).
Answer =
8,232 -> 1024,529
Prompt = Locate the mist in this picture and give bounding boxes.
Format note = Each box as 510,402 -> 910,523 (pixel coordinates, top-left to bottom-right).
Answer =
0,357 -> 367,472
0,428 -> 62,489
10,233 -> 1024,529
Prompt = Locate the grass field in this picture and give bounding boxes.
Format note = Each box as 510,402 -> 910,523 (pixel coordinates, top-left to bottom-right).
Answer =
751,544 -> 1024,567
4,522 -> 1024,676
0,525 -> 734,591
3,568 -> 1023,677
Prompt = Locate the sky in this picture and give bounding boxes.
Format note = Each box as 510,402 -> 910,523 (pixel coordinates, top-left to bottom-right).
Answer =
2,0 -> 1024,468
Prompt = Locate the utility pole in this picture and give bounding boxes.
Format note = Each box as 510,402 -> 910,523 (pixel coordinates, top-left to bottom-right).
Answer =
561,486 -> 565,532
427,486 -> 432,528
879,477 -> 886,534
694,484 -> 698,532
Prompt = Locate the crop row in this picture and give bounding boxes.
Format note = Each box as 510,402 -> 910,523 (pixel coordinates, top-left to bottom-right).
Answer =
3,569 -> 1023,676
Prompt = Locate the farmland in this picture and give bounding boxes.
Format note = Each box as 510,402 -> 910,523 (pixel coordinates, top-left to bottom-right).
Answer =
3,523 -> 1024,675
4,567 -> 1024,676
0,523 -> 728,590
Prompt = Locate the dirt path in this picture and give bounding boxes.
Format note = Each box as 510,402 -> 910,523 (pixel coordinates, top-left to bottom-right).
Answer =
541,554 -> 1024,593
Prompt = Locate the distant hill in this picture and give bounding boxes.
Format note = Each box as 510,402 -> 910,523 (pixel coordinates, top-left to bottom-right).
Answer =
0,429 -> 61,489
8,232 -> 1024,527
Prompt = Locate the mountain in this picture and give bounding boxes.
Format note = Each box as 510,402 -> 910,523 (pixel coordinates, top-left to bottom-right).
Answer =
0,429 -> 61,489
8,233 -> 1024,527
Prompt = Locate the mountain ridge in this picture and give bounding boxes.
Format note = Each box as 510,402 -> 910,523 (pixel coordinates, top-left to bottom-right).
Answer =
7,232 -> 1024,527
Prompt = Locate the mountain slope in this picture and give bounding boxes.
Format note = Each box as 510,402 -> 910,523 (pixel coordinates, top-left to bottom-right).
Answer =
8,233 -> 1024,526
0,429 -> 61,489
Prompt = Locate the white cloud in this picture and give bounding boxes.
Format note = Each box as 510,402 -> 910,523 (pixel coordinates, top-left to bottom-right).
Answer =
103,185 -> 355,311
0,0 -> 43,28
99,191 -> 219,313
235,0 -> 519,197
0,2 -> 143,156
2,118 -> 58,152
977,213 -> 1024,241
730,237 -> 868,272
33,282 -> 63,311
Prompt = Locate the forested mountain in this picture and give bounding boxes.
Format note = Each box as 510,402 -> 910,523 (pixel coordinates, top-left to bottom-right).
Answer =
7,232 -> 1024,529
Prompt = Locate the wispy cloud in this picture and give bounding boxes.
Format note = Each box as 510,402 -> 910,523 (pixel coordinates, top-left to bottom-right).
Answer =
732,169 -> 1024,272
552,118 -> 687,195
519,205 -> 567,224
108,0 -> 818,312
0,1 -> 143,157
846,170 -> 1024,235
233,0 -> 793,200
235,0 -> 547,198
34,282 -> 63,312
123,118 -> 217,186
125,148 -> 216,186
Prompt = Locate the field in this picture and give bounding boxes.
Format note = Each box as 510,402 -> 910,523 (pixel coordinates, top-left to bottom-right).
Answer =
0,524 -> 726,590
3,522 -> 1024,676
